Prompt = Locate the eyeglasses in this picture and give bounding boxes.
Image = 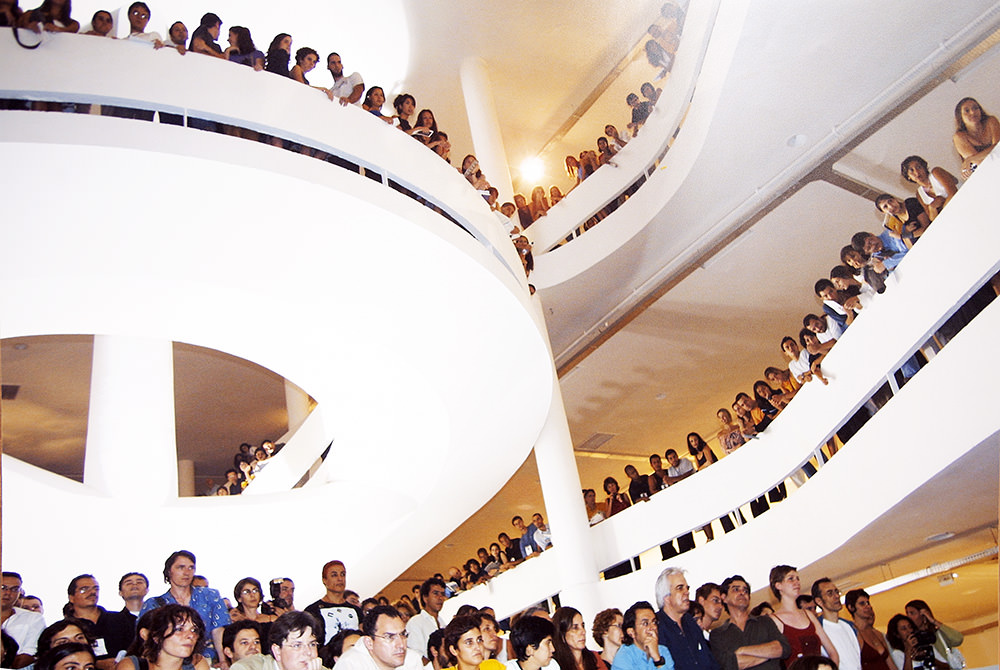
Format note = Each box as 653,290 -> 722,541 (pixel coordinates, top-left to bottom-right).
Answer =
77,585 -> 100,594
1,585 -> 22,592
372,631 -> 409,643
283,641 -> 319,652
241,588 -> 260,596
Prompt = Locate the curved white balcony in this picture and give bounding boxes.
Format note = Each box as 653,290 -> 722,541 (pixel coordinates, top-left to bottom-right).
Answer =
0,31 -> 556,598
443,155 -> 1000,618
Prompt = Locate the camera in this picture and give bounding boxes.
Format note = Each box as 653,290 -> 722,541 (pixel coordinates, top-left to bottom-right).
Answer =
910,628 -> 937,670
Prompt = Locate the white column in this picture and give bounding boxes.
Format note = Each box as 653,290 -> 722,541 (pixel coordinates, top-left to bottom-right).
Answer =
284,379 -> 311,434
533,372 -> 602,615
460,57 -> 514,203
178,459 -> 196,497
83,335 -> 179,501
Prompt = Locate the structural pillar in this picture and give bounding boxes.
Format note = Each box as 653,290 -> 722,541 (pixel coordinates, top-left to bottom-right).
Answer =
460,57 -> 515,203
83,335 -> 179,501
284,379 -> 311,434
178,459 -> 196,497
533,370 -> 602,616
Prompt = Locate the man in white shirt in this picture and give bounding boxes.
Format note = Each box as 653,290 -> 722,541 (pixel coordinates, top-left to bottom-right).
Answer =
325,53 -> 364,106
232,611 -> 324,670
531,514 -> 553,551
811,579 -> 860,670
338,606 -> 424,670
406,578 -> 446,661
1,572 -> 45,667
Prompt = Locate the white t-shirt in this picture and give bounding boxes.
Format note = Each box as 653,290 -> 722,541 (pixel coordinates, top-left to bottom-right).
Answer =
330,72 -> 364,105
821,617 -> 861,670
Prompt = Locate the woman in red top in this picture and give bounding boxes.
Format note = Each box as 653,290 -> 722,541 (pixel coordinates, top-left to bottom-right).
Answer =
768,566 -> 839,669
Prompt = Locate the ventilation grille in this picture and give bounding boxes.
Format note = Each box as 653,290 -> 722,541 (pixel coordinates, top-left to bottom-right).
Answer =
577,432 -> 616,451
1,385 -> 20,400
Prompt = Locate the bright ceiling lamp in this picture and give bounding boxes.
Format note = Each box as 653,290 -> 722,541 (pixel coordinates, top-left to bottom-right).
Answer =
520,157 -> 545,184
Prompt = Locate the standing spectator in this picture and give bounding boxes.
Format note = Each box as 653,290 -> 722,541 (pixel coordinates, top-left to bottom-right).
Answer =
511,516 -> 541,559
626,93 -> 653,136
811,580 -> 860,670
903,600 -> 962,664
843,591 -> 894,670
952,97 -> 1000,178
164,21 -> 187,51
227,26 -> 264,70
139,550 -> 231,664
766,567 -> 838,668
189,13 -> 229,59
64,574 -> 136,662
603,477 -> 631,517
290,47 -> 319,85
624,465 -> 651,504
654,568 -> 717,670
694,584 -> 724,640
304,561 -> 362,645
874,195 -> 928,248
583,489 -> 605,526
325,53 -> 364,106
709,575 -> 789,670
392,93 -> 416,131
123,2 -> 162,47
406,578 -> 445,661
20,0 -> 79,32
83,10 -> 112,36
605,125 -> 629,152
531,514 -> 553,551
900,156 -> 958,222
265,33 -> 292,77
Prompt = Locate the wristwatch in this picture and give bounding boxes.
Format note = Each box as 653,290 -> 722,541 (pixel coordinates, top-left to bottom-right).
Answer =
653,657 -> 666,667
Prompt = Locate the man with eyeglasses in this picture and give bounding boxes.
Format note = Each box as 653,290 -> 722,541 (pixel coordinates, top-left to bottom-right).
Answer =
65,574 -> 136,662
1,571 -> 45,667
406,578 -> 446,661
337,605 -> 424,670
811,579 -> 860,670
232,611 -> 324,670
708,575 -> 788,670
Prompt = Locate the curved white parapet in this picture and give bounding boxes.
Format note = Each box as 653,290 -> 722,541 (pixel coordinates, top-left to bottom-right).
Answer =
525,0 -> 728,255
0,31 -> 523,283
443,156 -> 1000,618
0,111 -> 554,603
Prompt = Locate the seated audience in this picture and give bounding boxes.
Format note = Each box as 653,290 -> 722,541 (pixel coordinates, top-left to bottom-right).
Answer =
551,607 -> 599,670
952,97 -> 1000,178
220,621 -> 262,666
229,578 -> 277,625
899,155 -> 958,221
509,615 -> 556,670
227,26 -> 264,70
36,642 -> 96,670
118,604 -> 211,670
264,33 -> 292,77
610,601 -> 670,670
874,194 -> 928,248
444,614 -> 503,670
20,0 -> 79,32
592,609 -> 623,668
320,628 -> 362,667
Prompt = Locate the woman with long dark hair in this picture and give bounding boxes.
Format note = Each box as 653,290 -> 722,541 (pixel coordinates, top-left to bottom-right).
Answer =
227,26 -> 264,70
115,604 -> 210,670
552,608 -> 601,670
265,33 -> 292,76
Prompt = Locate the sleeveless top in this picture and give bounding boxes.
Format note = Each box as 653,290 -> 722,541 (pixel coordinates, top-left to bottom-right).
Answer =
126,656 -> 197,670
694,446 -> 717,467
773,614 -> 821,668
860,636 -> 892,670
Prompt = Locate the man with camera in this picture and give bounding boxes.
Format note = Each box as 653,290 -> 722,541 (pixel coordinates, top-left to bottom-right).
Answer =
263,579 -> 296,617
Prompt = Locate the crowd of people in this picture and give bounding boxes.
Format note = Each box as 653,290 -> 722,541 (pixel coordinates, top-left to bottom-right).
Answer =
573,93 -> 999,560
196,441 -> 285,497
1,557 -> 969,670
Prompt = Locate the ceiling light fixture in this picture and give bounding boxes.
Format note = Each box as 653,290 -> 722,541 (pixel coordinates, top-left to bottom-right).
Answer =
925,531 -> 955,543
520,157 -> 544,184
